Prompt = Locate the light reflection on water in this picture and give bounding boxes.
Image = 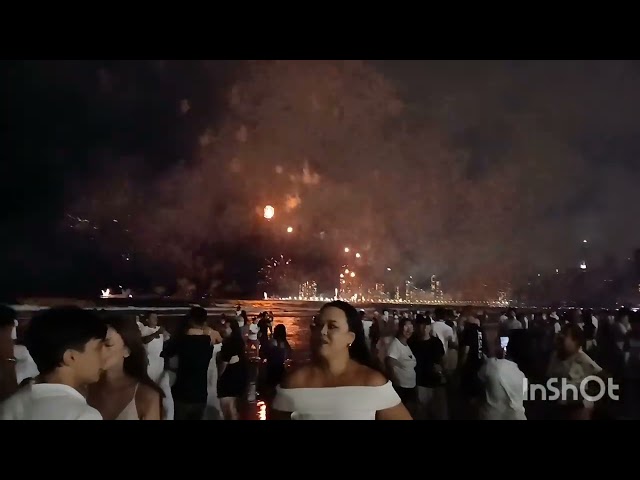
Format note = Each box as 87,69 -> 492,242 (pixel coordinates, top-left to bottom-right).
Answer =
271,315 -> 313,363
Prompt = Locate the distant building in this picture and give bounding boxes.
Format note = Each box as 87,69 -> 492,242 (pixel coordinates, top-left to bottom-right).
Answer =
299,281 -> 317,299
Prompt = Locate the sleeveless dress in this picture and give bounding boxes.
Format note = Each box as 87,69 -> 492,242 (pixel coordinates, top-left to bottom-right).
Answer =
272,381 -> 401,420
115,384 -> 140,420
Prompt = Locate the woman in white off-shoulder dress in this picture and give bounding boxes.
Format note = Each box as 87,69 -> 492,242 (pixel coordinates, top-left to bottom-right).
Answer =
272,300 -> 412,420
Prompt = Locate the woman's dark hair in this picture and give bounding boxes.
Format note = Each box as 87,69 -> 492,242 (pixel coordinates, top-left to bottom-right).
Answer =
240,310 -> 249,324
273,324 -> 287,342
318,301 -> 374,369
396,317 -> 412,339
273,324 -> 291,352
105,315 -> 164,398
226,318 -> 243,342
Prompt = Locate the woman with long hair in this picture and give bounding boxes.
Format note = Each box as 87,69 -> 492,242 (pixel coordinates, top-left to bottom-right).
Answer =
217,318 -> 247,420
272,300 -> 412,420
385,317 -> 417,410
87,315 -> 164,420
263,324 -> 292,394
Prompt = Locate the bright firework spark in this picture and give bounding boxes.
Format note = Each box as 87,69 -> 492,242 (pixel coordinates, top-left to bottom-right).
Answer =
355,252 -> 361,258
263,205 -> 275,220
344,247 -> 350,253
287,226 -> 293,233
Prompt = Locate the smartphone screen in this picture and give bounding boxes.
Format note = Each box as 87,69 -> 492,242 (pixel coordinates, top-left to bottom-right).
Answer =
500,336 -> 509,350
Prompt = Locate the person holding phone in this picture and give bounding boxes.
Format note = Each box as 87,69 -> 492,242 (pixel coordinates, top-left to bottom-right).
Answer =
477,334 -> 527,420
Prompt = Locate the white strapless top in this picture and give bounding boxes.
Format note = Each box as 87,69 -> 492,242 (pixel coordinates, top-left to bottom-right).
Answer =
272,381 -> 401,420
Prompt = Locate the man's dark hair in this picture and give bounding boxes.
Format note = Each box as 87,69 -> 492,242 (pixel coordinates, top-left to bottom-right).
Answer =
24,307 -> 107,375
0,304 -> 17,328
188,306 -> 208,326
434,308 -> 446,321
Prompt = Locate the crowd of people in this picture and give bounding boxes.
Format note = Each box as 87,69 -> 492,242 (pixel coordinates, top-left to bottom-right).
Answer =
0,304 -> 290,420
1,301 -> 638,420
356,306 -> 640,420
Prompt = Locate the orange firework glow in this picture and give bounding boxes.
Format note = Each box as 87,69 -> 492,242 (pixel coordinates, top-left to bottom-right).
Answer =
263,205 -> 275,220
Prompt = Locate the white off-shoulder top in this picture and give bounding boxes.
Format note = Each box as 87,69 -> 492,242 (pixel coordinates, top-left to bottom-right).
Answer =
272,381 -> 401,420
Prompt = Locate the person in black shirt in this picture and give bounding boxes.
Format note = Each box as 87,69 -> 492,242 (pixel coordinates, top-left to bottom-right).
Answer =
458,316 -> 487,419
217,318 -> 248,420
410,315 -> 447,420
162,307 -> 214,420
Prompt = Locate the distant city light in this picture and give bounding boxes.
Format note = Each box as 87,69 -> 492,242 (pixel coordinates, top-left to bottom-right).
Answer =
263,205 -> 275,220
344,247 -> 350,253
286,226 -> 293,233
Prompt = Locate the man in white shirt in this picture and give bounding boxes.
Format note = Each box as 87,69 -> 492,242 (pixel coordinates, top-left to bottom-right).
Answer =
431,308 -> 456,354
477,337 -> 527,420
359,309 -> 373,351
138,312 -> 174,420
0,307 -> 107,420
549,311 -> 562,334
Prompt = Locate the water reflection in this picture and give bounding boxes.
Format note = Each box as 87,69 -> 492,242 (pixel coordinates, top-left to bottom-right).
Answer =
272,315 -> 312,364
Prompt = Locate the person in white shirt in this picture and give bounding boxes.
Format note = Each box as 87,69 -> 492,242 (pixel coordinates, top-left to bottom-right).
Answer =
359,310 -> 373,351
6,315 -> 40,384
549,311 -> 562,335
0,307 -> 106,420
386,317 -> 417,410
477,335 -> 527,420
431,308 -> 456,372
547,324 -> 603,420
506,309 -> 523,331
138,312 -> 174,419
272,300 -> 411,420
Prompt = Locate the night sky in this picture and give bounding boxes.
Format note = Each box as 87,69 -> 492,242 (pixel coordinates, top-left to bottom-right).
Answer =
2,60 -> 640,299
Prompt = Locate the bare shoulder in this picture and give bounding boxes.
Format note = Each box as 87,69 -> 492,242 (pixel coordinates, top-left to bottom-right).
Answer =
358,365 -> 388,387
137,383 -> 161,404
281,365 -> 315,388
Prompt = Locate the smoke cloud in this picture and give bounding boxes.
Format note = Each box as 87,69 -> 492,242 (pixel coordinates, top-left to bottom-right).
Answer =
66,60 -> 640,296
